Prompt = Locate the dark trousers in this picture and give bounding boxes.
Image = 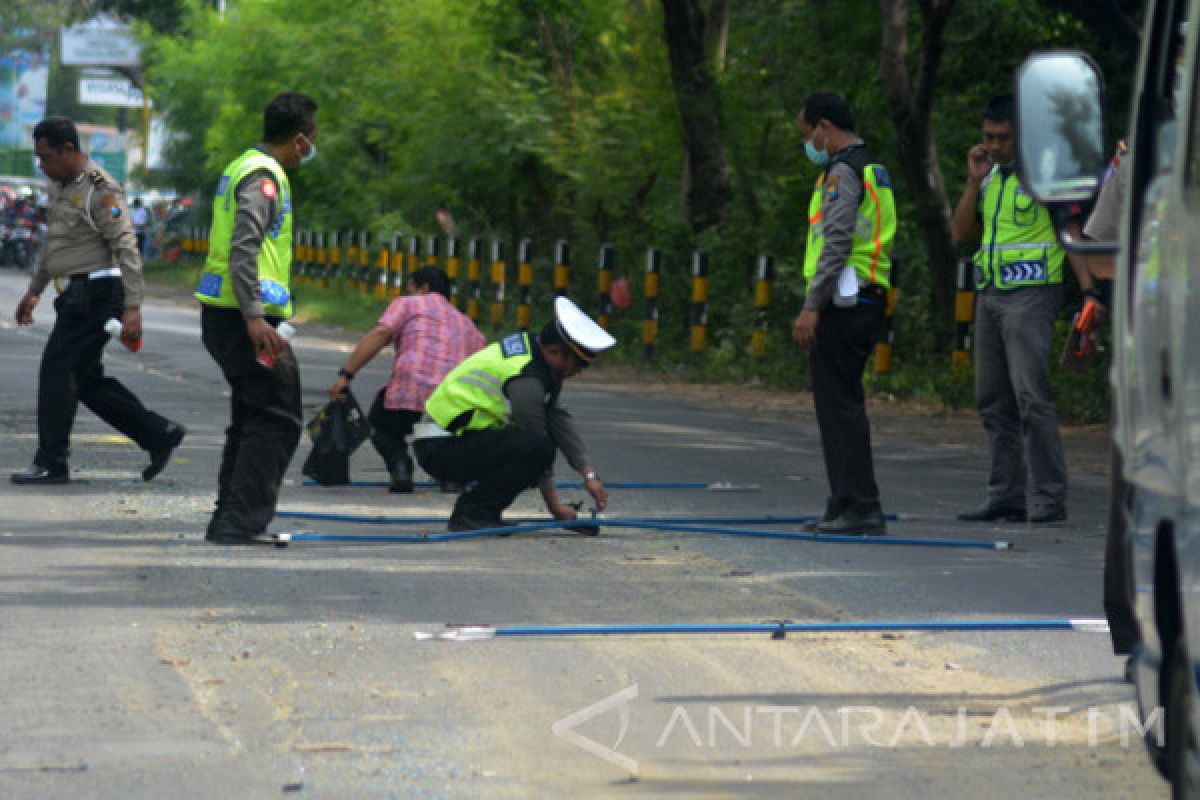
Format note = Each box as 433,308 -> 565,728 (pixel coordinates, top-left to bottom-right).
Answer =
368,388 -> 420,481
35,276 -> 174,471
809,295 -> 884,515
201,306 -> 302,532
414,427 -> 555,520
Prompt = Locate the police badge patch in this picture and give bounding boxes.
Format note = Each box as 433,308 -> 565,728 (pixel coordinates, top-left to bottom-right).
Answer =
501,333 -> 528,358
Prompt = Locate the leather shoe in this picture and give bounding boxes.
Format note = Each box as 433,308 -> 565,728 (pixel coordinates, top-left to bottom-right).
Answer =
447,512 -> 508,533
957,503 -> 1026,523
816,508 -> 887,536
205,517 -> 274,546
388,478 -> 414,493
804,498 -> 842,532
10,465 -> 69,485
1030,506 -> 1068,524
144,422 -> 186,481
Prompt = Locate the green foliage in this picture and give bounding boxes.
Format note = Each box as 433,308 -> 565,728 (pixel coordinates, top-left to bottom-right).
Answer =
133,0 -> 1136,422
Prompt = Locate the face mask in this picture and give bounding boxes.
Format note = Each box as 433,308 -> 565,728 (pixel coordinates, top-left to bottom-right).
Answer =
805,136 -> 830,167
298,134 -> 317,166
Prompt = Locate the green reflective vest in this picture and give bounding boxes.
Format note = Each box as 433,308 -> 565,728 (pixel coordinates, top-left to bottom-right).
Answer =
426,332 -> 535,433
195,148 -> 294,317
804,145 -> 896,291
973,165 -> 1064,290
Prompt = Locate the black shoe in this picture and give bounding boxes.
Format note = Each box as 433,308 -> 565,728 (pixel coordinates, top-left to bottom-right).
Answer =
447,512 -> 508,533
816,508 -> 887,536
10,465 -> 69,485
388,478 -> 414,493
1030,506 -> 1068,524
144,422 -> 186,481
804,498 -> 842,531
205,517 -> 273,546
957,503 -> 1027,523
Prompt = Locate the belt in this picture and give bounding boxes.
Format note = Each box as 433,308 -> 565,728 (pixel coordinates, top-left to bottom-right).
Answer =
413,420 -> 452,441
68,267 -> 122,281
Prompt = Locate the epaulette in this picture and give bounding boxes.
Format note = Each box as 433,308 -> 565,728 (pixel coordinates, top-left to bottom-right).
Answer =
87,169 -> 107,187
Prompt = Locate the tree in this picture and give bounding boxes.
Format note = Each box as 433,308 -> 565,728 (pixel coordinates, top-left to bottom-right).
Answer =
878,0 -> 959,348
660,0 -> 732,235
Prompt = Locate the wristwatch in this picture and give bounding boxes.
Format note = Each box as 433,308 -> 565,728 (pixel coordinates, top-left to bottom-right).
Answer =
584,470 -> 598,482
338,368 -> 355,380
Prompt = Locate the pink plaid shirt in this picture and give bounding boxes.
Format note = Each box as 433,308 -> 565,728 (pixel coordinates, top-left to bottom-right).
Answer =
379,293 -> 485,411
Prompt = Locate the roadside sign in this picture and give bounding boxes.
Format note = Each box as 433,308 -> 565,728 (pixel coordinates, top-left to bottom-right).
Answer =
61,15 -> 141,68
79,76 -> 149,108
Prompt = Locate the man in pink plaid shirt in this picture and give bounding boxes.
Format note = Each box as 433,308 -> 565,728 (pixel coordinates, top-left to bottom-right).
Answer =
328,267 -> 484,491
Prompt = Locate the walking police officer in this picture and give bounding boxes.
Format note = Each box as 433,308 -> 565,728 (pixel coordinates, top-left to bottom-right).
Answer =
793,91 -> 896,536
951,94 -> 1068,525
414,297 -> 614,532
194,92 -> 318,545
12,116 -> 185,485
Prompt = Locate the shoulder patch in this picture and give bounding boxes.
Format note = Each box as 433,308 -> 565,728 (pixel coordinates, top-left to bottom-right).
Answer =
260,178 -> 277,199
97,193 -> 121,219
871,165 -> 892,189
87,169 -> 106,187
501,333 -> 528,358
824,174 -> 840,203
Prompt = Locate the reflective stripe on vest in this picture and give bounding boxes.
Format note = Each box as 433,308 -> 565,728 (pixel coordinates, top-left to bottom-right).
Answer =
195,149 -> 294,316
973,166 -> 1064,290
803,159 -> 896,291
425,332 -> 534,434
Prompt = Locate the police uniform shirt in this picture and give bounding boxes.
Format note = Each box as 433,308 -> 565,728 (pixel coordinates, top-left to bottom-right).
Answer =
1084,155 -> 1126,242
804,138 -> 865,311
505,340 -> 588,489
227,158 -> 282,318
28,159 -> 144,307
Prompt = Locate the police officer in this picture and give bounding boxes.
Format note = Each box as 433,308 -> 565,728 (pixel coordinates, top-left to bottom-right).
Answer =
413,297 -> 615,532
951,94 -> 1068,524
792,91 -> 895,536
11,116 -> 185,486
194,92 -> 317,545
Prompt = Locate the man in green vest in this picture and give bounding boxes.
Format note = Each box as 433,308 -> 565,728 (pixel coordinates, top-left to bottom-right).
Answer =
793,91 -> 895,536
413,297 -> 615,532
951,94 -> 1068,524
195,92 -> 318,545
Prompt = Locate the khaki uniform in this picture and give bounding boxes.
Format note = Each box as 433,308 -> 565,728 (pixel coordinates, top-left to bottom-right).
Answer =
28,160 -> 144,308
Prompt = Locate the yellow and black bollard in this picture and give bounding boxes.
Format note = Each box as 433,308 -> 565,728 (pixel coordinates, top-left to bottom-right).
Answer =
596,243 -> 614,330
952,259 -> 974,369
445,237 -> 461,308
554,240 -> 570,296
182,226 -> 192,254
874,257 -> 899,375
466,237 -> 482,322
374,233 -> 391,299
490,239 -> 507,327
316,231 -> 328,288
752,254 -> 774,359
407,235 -> 420,275
345,230 -> 359,289
388,232 -> 405,299
330,230 -> 344,288
690,251 -> 709,352
425,234 -> 440,268
357,231 -> 371,294
517,238 -> 534,330
201,227 -> 210,256
643,247 -> 661,361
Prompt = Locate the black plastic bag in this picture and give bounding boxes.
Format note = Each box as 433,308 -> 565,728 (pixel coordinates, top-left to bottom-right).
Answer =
302,392 -> 371,486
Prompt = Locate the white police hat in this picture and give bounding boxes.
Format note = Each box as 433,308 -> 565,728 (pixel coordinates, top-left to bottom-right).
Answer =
553,296 -> 616,362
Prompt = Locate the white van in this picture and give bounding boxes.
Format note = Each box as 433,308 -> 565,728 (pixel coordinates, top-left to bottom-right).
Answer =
1016,1 -> 1200,795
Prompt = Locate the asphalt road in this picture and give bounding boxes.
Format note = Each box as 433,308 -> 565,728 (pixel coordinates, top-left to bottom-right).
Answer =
0,271 -> 1166,799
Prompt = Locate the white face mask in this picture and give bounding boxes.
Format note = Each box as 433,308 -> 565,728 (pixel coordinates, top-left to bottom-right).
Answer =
298,133 -> 317,166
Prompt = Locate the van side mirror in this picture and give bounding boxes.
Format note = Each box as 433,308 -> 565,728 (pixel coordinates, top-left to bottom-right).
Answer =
1015,52 -> 1106,204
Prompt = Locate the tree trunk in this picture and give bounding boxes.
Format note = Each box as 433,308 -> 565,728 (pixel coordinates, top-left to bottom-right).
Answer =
661,0 -> 733,235
878,0 -> 959,350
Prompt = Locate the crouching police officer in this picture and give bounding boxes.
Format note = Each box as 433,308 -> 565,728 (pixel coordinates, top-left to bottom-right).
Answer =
414,297 -> 615,532
12,116 -> 185,485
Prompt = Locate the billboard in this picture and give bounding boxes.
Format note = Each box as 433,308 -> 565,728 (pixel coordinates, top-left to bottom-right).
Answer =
0,50 -> 49,153
61,15 -> 142,68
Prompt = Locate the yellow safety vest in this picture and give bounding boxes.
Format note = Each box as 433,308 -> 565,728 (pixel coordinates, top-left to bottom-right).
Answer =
974,165 -> 1064,290
195,148 -> 294,317
426,332 -> 535,434
804,145 -> 896,291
